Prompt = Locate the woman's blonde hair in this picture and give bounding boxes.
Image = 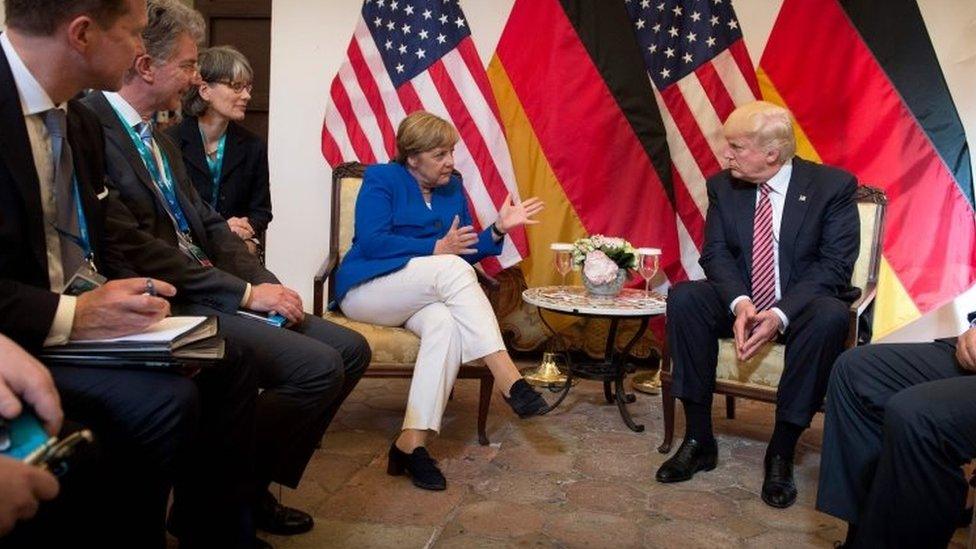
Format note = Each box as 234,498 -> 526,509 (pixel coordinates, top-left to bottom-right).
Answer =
723,101 -> 796,162
395,111 -> 458,163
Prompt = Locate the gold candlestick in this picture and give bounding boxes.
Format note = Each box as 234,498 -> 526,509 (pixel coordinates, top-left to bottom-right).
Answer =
523,351 -> 568,387
631,369 -> 661,394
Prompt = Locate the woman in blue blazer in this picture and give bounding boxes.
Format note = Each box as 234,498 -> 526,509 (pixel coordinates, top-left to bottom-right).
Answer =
335,111 -> 547,490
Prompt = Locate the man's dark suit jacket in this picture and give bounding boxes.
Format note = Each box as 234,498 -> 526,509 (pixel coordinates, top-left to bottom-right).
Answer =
167,116 -> 273,235
0,46 -> 138,349
699,156 -> 860,321
80,91 -> 278,313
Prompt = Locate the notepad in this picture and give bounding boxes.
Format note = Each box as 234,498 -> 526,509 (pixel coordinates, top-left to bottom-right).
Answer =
39,316 -> 224,366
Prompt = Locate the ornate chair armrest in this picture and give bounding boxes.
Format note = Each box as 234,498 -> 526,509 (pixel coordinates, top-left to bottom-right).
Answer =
313,251 -> 339,317
850,282 -> 877,317
845,282 -> 877,348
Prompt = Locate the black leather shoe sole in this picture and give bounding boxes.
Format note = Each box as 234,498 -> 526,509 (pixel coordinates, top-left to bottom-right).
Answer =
409,477 -> 447,491
761,485 -> 797,508
255,499 -> 314,536
255,514 -> 314,536
655,453 -> 718,483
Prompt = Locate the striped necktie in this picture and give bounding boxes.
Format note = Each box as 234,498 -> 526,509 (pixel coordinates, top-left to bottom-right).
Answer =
44,108 -> 85,277
750,183 -> 776,310
136,120 -> 154,149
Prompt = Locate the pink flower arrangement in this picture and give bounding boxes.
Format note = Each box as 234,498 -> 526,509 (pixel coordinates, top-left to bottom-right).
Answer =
582,250 -> 620,285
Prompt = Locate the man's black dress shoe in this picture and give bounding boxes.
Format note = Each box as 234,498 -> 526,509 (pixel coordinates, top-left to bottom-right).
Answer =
761,454 -> 798,508
503,379 -> 548,418
655,438 -> 718,483
388,444 -> 447,490
255,490 -> 314,535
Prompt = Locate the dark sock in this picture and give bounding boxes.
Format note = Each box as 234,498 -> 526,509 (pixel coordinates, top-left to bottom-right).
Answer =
680,398 -> 714,445
766,421 -> 804,460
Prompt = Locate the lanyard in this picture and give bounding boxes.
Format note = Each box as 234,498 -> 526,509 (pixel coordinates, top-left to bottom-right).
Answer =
202,130 -> 226,206
109,105 -> 192,235
54,175 -> 94,267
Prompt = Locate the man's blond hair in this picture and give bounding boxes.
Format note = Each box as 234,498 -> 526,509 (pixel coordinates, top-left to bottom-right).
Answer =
723,101 -> 796,163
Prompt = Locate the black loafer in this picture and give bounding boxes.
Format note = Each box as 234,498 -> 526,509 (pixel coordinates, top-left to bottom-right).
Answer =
255,490 -> 314,535
503,379 -> 548,418
655,438 -> 718,483
761,454 -> 798,508
388,444 -> 446,490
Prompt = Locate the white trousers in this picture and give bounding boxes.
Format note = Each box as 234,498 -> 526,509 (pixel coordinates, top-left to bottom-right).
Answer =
340,255 -> 506,432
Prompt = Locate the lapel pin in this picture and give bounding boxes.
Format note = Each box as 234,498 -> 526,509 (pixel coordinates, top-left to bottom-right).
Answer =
799,195 -> 807,202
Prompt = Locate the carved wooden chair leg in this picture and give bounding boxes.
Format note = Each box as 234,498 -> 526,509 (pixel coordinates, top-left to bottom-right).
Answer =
658,378 -> 675,454
477,376 -> 493,446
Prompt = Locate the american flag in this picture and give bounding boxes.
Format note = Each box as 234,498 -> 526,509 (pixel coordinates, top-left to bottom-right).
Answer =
625,0 -> 760,280
321,0 -> 527,272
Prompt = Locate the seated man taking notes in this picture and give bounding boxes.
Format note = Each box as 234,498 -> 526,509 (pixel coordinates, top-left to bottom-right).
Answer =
0,0 -> 257,545
81,0 -> 370,535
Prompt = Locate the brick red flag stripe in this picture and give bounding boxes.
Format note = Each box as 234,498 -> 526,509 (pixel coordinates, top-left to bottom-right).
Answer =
346,38 -> 397,159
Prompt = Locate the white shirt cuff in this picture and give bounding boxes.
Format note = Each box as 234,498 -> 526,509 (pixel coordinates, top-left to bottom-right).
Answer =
772,307 -> 789,333
730,295 -> 750,314
43,295 -> 77,347
240,283 -> 252,308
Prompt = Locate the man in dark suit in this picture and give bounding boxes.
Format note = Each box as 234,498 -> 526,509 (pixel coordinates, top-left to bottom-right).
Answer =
80,0 -> 371,536
816,323 -> 976,547
655,101 -> 860,509
0,0 -> 258,546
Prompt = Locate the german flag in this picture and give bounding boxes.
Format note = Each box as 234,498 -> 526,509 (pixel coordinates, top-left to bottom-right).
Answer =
759,0 -> 975,338
487,0 -> 684,291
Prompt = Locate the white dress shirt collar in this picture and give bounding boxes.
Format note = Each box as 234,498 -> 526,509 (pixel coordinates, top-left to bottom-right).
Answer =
0,32 -> 62,116
764,159 -> 793,195
103,91 -> 145,128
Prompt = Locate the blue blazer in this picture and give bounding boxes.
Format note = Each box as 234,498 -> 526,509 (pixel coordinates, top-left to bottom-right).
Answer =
333,162 -> 502,307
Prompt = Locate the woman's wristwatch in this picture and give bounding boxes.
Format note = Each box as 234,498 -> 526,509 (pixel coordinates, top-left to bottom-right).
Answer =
490,222 -> 507,237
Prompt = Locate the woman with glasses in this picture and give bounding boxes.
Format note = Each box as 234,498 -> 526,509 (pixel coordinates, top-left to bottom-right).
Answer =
167,45 -> 271,256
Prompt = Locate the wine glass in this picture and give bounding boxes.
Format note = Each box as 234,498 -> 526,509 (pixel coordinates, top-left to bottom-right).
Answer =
551,243 -> 574,294
636,247 -> 661,298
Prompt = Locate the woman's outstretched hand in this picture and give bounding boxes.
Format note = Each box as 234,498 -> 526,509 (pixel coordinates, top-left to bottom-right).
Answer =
496,194 -> 544,233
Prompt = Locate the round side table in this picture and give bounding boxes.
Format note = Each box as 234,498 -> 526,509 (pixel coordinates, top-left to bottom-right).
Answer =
522,286 -> 666,432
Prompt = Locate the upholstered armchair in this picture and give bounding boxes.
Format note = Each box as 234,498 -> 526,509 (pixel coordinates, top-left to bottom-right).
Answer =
312,162 -> 496,445
657,185 -> 887,453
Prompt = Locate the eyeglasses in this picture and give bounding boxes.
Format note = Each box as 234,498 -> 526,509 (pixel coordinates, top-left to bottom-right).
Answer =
177,60 -> 200,75
214,80 -> 253,94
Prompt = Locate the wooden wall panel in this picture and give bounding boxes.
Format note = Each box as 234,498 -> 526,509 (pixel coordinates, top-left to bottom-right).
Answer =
195,1 -> 271,139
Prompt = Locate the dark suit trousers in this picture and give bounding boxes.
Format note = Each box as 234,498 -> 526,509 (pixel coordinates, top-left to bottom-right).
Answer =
666,279 -> 849,427
816,342 -> 976,548
178,305 -> 371,489
42,360 -> 257,548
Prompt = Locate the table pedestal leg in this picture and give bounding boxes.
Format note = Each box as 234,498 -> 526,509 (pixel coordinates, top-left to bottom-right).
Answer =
609,317 -> 649,432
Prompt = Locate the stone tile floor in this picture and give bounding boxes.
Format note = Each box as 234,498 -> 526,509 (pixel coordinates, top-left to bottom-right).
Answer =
260,361 -> 969,548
